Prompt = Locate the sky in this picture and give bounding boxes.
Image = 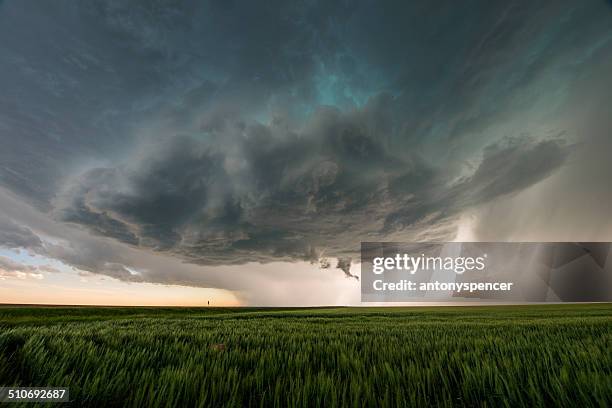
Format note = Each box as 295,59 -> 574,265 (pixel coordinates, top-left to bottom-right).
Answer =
0,0 -> 611,306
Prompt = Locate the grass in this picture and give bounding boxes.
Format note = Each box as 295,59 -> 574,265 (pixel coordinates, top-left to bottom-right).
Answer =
0,304 -> 610,407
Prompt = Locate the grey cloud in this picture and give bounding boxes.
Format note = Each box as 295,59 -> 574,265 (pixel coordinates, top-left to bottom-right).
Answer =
0,255 -> 59,276
336,258 -> 357,280
0,199 -> 145,283
56,101 -> 570,272
42,240 -> 144,283
459,137 -> 569,205
0,216 -> 43,249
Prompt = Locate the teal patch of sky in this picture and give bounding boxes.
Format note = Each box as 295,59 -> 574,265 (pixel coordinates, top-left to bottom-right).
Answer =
313,57 -> 388,110
260,55 -> 393,125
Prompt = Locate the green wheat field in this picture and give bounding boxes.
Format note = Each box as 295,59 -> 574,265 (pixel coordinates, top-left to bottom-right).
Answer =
0,304 -> 610,407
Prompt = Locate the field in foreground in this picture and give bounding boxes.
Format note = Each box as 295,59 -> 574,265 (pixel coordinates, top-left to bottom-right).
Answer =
0,304 -> 610,407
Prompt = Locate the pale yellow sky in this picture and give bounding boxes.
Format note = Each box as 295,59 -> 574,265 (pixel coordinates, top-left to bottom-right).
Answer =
0,274 -> 241,306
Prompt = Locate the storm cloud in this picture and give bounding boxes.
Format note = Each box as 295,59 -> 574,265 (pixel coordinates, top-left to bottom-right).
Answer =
55,105 -> 569,268
0,0 -> 611,293
0,216 -> 43,250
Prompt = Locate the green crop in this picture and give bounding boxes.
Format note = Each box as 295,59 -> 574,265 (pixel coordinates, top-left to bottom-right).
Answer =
0,304 -> 610,407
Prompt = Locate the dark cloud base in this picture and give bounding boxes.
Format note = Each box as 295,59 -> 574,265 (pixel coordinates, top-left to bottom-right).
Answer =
56,102 -> 569,276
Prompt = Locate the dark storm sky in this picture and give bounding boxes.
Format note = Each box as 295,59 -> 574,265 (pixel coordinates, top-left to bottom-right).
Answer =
1,0 -> 611,289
